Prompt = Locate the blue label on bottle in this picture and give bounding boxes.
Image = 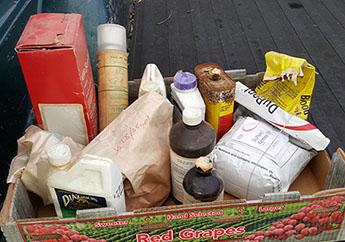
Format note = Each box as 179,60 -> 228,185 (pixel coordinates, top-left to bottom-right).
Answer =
55,188 -> 107,218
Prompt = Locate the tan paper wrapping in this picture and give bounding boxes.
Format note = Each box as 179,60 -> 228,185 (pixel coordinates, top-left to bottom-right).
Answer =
82,92 -> 173,211
97,49 -> 128,131
6,126 -> 84,205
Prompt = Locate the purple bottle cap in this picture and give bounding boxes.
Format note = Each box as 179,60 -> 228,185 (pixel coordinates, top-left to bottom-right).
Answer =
173,71 -> 197,90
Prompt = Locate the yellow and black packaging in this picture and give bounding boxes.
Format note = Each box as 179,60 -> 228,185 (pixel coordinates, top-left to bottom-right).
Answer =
256,51 -> 315,120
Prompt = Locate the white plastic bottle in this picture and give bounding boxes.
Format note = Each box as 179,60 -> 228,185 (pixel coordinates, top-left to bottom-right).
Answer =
47,144 -> 126,218
139,64 -> 167,97
171,71 -> 206,120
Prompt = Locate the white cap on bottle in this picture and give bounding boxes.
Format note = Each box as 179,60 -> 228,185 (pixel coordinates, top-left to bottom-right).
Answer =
47,143 -> 72,167
97,24 -> 127,51
182,107 -> 202,126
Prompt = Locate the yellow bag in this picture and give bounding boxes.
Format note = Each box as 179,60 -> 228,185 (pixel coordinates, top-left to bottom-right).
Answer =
256,51 -> 315,120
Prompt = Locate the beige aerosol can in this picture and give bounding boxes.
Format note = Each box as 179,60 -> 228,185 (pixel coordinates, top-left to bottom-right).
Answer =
97,24 -> 128,131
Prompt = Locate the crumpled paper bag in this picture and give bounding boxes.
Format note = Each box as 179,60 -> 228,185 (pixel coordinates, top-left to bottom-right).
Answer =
7,125 -> 84,205
83,92 -> 173,210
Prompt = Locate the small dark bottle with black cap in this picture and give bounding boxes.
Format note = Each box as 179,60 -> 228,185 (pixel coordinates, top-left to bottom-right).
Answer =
182,156 -> 224,204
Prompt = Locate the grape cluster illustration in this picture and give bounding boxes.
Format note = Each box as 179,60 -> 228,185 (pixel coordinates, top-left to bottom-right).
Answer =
245,196 -> 344,241
25,224 -> 106,242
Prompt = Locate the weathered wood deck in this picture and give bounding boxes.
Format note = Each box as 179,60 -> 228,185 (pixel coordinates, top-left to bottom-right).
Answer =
129,0 -> 345,154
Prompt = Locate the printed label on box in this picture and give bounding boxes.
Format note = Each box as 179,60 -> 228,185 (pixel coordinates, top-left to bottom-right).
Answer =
39,104 -> 88,145
18,194 -> 345,242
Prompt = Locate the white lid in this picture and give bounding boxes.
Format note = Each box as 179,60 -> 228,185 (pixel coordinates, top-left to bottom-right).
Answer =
97,24 -> 127,51
47,144 -> 72,167
182,107 -> 202,126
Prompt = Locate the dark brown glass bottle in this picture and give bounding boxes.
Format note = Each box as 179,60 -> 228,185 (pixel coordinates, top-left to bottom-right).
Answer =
169,107 -> 216,202
183,157 -> 224,204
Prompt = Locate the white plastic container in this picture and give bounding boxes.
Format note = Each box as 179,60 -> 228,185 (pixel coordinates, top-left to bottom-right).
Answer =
139,64 -> 167,97
170,71 -> 205,119
47,144 -> 126,218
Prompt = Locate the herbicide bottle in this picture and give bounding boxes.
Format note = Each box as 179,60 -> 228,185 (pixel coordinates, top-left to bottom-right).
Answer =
169,107 -> 216,202
47,143 -> 125,218
183,156 -> 224,204
170,71 -> 205,119
138,64 -> 167,97
195,63 -> 236,139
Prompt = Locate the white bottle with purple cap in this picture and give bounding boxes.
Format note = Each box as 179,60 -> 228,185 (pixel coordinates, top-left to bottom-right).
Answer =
171,71 -> 206,120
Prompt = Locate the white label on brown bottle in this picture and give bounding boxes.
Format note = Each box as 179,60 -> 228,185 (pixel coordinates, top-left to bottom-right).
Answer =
170,150 -> 199,202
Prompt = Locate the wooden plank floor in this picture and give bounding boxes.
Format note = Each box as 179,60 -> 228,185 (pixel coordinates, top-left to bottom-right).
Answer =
129,0 -> 345,154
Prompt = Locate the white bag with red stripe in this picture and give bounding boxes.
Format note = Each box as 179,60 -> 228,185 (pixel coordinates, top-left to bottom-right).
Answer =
211,82 -> 329,200
234,82 -> 329,151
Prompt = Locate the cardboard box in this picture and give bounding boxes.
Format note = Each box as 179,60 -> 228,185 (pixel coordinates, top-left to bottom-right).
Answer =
16,13 -> 98,145
1,72 -> 345,242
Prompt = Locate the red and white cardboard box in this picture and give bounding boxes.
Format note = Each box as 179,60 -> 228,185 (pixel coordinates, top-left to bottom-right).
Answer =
16,13 -> 98,145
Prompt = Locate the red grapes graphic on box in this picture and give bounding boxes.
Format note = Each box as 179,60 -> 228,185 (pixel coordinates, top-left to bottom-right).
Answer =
24,224 -> 106,242
245,196 -> 345,241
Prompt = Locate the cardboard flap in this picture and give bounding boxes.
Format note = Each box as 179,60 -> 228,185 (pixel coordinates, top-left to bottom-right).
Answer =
16,13 -> 81,50
0,183 -> 15,223
338,147 -> 345,160
262,191 -> 301,202
288,150 -> 330,195
324,148 -> 345,189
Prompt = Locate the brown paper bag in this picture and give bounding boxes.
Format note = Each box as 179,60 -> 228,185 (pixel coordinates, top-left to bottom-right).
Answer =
83,92 -> 173,210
